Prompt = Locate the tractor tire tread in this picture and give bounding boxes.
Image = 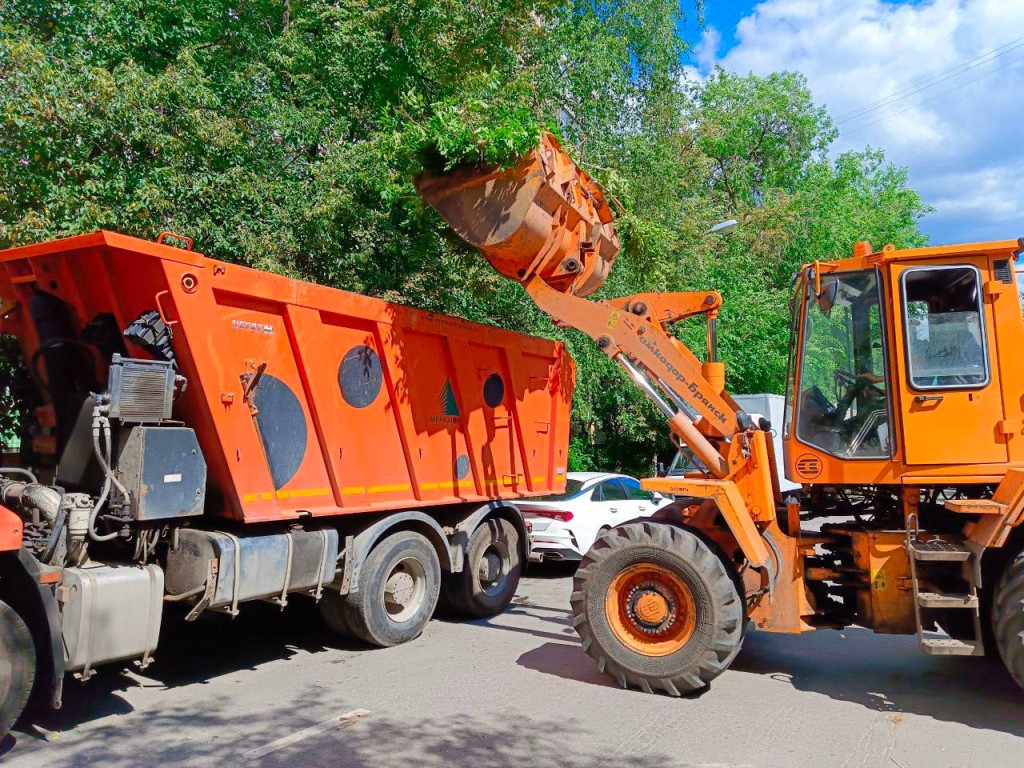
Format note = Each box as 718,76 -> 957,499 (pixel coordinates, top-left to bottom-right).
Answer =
570,522 -> 744,697
0,598 -> 36,739
994,550 -> 1024,689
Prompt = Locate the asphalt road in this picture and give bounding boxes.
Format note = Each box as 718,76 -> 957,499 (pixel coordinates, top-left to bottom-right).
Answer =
4,563 -> 1023,768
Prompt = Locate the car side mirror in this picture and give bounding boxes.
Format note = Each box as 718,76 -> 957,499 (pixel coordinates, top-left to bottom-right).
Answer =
651,492 -> 664,503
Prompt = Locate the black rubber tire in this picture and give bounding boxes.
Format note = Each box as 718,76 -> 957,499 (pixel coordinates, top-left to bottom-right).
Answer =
318,589 -> 357,638
0,598 -> 36,739
571,522 -> 744,696
993,549 -> 1024,688
442,518 -> 522,619
344,530 -> 441,647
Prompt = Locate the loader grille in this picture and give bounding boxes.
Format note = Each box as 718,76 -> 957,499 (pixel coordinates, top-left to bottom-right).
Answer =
994,259 -> 1012,284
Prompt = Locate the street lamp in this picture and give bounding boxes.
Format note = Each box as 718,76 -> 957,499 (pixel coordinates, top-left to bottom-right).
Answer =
708,219 -> 739,235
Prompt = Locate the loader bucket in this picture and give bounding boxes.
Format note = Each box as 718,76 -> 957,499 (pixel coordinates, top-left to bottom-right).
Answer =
415,133 -> 619,298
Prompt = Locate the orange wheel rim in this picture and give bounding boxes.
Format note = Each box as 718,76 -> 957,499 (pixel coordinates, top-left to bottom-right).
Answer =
605,563 -> 697,656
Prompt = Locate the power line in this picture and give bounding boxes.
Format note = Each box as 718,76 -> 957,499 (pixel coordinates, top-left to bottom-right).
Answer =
836,36 -> 1024,122
836,36 -> 1024,124
841,51 -> 1024,141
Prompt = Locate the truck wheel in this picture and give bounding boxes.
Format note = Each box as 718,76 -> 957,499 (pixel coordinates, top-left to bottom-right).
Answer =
345,530 -> 440,647
0,599 -> 36,739
443,518 -> 521,618
571,522 -> 743,696
318,590 -> 356,638
993,550 -> 1024,688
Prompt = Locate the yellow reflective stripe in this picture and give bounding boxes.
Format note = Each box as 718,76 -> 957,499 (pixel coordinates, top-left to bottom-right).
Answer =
276,488 -> 331,499
243,488 -> 329,502
342,483 -> 414,495
420,480 -> 457,490
245,475 -> 556,503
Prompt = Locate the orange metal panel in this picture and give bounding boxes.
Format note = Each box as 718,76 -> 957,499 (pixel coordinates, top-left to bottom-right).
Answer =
850,530 -> 916,635
0,232 -> 574,523
641,475 -> 771,568
0,504 -> 22,551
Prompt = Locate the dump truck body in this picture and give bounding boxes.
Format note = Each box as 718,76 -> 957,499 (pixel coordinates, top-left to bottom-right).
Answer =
0,231 -> 572,522
0,230 -> 572,735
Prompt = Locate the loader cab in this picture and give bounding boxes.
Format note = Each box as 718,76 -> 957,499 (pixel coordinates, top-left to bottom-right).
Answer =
784,240 -> 1024,484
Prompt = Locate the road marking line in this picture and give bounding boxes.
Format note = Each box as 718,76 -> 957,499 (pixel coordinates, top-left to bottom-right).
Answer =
243,709 -> 370,760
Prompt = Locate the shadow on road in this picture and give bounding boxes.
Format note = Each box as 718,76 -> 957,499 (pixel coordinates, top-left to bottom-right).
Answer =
516,641 -> 616,690
15,597 -> 365,740
732,626 -> 1024,736
12,691 -> 682,768
514,615 -> 1024,738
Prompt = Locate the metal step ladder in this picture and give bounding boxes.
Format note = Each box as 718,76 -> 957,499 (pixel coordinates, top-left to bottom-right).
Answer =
905,515 -> 985,657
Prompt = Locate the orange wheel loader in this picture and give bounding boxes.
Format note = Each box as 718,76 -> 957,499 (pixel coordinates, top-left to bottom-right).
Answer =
0,231 -> 575,737
419,133 -> 1024,695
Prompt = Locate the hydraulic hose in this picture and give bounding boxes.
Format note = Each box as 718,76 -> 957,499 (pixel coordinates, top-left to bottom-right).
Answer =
0,480 -> 62,524
88,409 -> 130,542
0,467 -> 39,485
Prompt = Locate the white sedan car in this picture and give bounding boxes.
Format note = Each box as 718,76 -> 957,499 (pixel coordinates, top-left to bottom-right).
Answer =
520,472 -> 673,562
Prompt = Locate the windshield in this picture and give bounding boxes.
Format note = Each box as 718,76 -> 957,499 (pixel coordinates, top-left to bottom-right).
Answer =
531,478 -> 586,501
796,270 -> 891,459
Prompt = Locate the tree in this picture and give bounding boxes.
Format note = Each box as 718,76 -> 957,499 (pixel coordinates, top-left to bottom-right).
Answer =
0,3 -> 929,475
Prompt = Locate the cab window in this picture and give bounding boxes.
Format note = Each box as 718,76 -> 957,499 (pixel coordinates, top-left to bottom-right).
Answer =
597,480 -> 628,502
621,478 -> 652,502
901,266 -> 988,390
796,270 -> 891,459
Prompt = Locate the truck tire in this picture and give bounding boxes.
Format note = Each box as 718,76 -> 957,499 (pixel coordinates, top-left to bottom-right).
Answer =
571,522 -> 743,696
442,518 -> 521,618
0,598 -> 35,739
344,530 -> 440,647
993,550 -> 1024,689
318,590 -> 356,638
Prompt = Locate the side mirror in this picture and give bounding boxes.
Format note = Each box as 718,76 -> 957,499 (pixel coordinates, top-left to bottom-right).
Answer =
651,492 -> 664,503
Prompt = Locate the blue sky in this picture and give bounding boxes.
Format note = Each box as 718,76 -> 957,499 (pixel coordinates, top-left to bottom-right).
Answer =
678,0 -> 1024,247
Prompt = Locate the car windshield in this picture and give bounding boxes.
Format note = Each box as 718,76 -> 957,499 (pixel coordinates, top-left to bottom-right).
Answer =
530,479 -> 586,501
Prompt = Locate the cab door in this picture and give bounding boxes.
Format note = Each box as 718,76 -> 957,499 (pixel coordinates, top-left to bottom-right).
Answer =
893,260 -> 1008,466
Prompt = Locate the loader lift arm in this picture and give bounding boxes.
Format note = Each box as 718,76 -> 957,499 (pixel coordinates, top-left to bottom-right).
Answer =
417,133 -> 781,696
416,134 -> 776,571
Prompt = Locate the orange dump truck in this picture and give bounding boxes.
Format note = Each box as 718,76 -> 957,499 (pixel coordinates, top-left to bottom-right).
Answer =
0,230 -> 573,735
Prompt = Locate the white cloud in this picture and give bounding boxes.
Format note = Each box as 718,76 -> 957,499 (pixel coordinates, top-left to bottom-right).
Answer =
693,26 -> 721,72
700,0 -> 1024,244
